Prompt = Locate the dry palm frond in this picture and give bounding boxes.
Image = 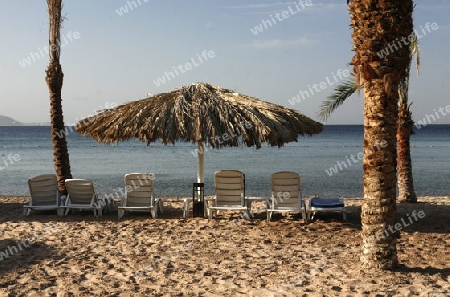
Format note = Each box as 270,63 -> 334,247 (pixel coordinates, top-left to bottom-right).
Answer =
76,83 -> 323,148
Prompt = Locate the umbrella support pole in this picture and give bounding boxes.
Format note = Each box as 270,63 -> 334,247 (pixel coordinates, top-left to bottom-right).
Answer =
194,141 -> 206,217
197,141 -> 205,183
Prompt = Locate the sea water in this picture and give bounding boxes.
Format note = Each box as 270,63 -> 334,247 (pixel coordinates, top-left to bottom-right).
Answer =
0,125 -> 448,198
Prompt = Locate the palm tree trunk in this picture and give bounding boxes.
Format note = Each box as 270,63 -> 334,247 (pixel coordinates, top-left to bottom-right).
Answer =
349,0 -> 413,269
396,37 -> 419,204
46,0 -> 72,195
361,80 -> 399,269
397,103 -> 417,203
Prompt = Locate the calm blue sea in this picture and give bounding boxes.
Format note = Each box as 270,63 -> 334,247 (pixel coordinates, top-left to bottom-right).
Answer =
0,125 -> 448,198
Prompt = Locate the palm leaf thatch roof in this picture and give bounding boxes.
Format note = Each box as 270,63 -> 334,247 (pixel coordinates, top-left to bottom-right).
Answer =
75,83 -> 323,148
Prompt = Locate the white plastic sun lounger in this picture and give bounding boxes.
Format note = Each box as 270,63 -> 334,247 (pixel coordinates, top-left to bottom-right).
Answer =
24,174 -> 61,216
63,179 -> 102,217
267,171 -> 307,221
207,170 -> 248,219
118,173 -> 162,219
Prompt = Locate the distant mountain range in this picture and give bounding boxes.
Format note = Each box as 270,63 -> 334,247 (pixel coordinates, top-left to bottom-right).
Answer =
0,115 -> 22,126
0,114 -> 50,126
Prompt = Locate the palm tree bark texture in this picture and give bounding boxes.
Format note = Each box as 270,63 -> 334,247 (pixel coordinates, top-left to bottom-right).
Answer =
348,0 -> 413,269
46,0 -> 72,195
396,40 -> 419,203
397,102 -> 417,203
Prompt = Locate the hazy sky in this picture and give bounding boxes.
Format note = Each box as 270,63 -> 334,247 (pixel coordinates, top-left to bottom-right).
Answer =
1,0 -> 449,125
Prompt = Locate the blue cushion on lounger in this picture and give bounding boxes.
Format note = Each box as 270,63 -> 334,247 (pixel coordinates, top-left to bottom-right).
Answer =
310,198 -> 344,208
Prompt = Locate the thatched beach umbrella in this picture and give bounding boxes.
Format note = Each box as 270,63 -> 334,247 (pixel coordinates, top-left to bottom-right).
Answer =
76,83 -> 323,183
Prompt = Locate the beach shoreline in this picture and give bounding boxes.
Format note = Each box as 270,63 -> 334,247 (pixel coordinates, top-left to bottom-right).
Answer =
1,196 -> 449,296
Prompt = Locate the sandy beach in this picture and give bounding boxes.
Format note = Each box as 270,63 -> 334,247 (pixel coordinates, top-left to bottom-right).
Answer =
0,196 -> 449,296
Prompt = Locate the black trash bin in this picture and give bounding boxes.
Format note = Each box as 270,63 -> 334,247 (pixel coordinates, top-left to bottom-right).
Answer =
192,182 -> 205,217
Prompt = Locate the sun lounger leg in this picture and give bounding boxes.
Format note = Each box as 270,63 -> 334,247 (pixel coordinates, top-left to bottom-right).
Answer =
246,210 -> 251,220
208,209 -> 214,219
158,199 -> 164,214
118,209 -> 124,219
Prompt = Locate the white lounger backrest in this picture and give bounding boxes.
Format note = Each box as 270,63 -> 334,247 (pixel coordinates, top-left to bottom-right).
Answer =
271,171 -> 302,209
28,174 -> 59,206
124,173 -> 155,207
65,179 -> 97,205
214,170 -> 245,207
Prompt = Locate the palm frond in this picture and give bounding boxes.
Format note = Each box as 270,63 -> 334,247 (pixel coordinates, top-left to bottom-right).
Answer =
317,78 -> 358,122
408,33 -> 420,75
399,33 -> 420,105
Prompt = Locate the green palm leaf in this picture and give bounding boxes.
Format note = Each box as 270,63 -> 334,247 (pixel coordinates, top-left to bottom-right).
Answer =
317,78 -> 357,122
